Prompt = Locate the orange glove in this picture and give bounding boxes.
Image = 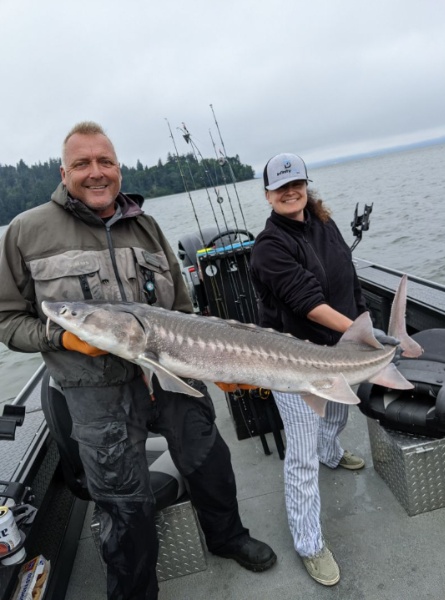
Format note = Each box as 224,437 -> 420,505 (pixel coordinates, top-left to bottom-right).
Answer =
62,331 -> 108,357
215,382 -> 258,393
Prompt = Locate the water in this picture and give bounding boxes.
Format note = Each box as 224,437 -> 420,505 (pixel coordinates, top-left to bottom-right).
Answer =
146,143 -> 445,285
0,143 -> 444,404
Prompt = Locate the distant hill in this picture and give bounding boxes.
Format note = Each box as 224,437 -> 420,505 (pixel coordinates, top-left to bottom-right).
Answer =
308,136 -> 445,169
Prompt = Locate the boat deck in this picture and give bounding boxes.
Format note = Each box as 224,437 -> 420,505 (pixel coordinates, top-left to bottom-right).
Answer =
3,264 -> 445,599
65,383 -> 445,600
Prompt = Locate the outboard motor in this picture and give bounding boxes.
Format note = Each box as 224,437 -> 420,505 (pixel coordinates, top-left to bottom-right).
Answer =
358,329 -> 445,437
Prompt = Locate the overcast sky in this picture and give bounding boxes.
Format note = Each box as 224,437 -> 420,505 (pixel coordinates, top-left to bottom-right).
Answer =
1,0 -> 444,175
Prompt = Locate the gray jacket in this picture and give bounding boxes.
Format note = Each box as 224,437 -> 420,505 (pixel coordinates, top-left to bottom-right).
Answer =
0,183 -> 193,387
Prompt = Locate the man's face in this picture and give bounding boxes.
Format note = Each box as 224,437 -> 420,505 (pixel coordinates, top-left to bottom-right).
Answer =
60,133 -> 122,218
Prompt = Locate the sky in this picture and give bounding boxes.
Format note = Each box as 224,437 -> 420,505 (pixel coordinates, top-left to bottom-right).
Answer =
1,0 -> 444,175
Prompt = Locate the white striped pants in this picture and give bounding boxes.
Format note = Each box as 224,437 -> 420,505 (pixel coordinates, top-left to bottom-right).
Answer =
272,391 -> 349,557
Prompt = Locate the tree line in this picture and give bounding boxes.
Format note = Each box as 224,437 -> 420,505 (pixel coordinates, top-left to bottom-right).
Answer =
0,153 -> 254,225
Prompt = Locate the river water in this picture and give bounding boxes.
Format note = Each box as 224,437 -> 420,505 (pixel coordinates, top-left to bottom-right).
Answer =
0,142 -> 444,405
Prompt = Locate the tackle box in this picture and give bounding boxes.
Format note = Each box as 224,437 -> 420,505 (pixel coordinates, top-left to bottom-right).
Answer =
367,417 -> 445,516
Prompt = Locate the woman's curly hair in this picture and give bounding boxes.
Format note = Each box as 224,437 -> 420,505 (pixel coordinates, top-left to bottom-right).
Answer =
306,188 -> 331,223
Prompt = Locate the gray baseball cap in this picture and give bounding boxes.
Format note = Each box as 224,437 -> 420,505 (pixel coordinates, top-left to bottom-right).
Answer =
263,153 -> 310,190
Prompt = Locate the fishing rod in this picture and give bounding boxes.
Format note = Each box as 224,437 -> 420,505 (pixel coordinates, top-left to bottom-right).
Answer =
178,122 -> 257,324
208,128 -> 243,233
174,115 -> 282,458
178,122 -> 243,320
166,115 -> 282,457
179,122 -> 233,237
209,104 -> 250,233
207,111 -> 259,322
207,125 -> 259,324
165,118 -> 206,247
167,119 -> 234,319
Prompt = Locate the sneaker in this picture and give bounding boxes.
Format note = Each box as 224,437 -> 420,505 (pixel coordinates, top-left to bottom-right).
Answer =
302,545 -> 340,586
338,450 -> 365,470
212,533 -> 277,572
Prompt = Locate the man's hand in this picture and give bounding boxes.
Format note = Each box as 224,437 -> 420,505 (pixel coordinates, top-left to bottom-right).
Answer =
215,382 -> 258,393
62,331 -> 108,356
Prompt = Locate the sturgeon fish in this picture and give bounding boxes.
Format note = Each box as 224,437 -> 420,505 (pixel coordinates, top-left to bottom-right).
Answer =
41,274 -> 422,416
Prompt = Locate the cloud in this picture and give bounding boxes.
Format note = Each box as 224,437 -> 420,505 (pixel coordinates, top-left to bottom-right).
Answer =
1,0 -> 444,175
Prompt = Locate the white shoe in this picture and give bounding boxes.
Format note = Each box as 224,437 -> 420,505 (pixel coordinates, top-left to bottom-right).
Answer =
302,545 -> 340,586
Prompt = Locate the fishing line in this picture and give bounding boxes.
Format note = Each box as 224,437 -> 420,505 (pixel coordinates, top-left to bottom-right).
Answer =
170,114 -> 280,454
165,119 -> 206,246
208,106 -> 260,323
179,123 -> 232,237
184,124 -> 257,323
209,129 -> 242,232
209,104 -> 250,233
203,111 -> 284,454
176,123 -> 235,319
168,119 -> 238,319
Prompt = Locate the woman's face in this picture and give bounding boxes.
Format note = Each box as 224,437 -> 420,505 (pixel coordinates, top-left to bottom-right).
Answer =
266,180 -> 308,221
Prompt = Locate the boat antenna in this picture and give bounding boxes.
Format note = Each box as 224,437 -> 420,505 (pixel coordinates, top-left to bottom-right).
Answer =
165,118 -> 206,245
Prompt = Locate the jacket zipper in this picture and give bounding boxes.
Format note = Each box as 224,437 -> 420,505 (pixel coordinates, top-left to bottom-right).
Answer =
78,274 -> 93,299
302,234 -> 336,345
105,223 -> 127,301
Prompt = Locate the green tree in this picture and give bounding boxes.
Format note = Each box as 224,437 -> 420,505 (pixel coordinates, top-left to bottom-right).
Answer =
0,153 -> 255,225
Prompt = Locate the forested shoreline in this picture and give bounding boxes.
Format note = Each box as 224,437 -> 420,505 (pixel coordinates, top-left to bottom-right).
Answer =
0,153 -> 254,225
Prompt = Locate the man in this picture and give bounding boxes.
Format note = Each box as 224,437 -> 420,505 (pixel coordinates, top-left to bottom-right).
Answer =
0,122 -> 276,599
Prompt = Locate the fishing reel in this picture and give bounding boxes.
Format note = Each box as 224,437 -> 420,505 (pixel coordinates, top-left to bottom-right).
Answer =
232,387 -> 271,400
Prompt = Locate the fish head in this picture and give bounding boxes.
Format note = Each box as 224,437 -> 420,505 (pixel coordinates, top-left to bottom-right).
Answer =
41,300 -> 147,360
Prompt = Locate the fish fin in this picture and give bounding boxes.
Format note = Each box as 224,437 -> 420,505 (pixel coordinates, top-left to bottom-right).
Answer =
298,376 -> 360,415
338,312 -> 383,350
388,275 -> 423,358
300,394 -> 329,417
137,355 -> 204,398
368,362 -> 414,390
140,368 -> 154,393
312,373 -> 361,406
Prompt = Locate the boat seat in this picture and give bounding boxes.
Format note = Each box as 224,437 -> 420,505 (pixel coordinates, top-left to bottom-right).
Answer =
358,328 -> 445,437
40,369 -> 185,509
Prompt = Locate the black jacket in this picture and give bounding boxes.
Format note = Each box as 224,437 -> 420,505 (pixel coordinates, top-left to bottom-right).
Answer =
250,209 -> 367,346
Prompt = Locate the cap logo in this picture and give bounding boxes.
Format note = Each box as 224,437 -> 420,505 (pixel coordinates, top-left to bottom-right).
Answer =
275,158 -> 301,177
264,153 -> 309,189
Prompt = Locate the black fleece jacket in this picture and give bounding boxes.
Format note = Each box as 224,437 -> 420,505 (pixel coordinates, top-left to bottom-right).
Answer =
250,209 -> 367,346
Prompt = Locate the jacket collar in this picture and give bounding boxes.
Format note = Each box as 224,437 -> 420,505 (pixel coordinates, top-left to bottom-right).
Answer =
51,182 -> 144,225
269,208 -> 312,233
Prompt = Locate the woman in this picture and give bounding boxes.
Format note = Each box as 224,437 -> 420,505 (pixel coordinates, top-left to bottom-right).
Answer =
249,153 -> 395,586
